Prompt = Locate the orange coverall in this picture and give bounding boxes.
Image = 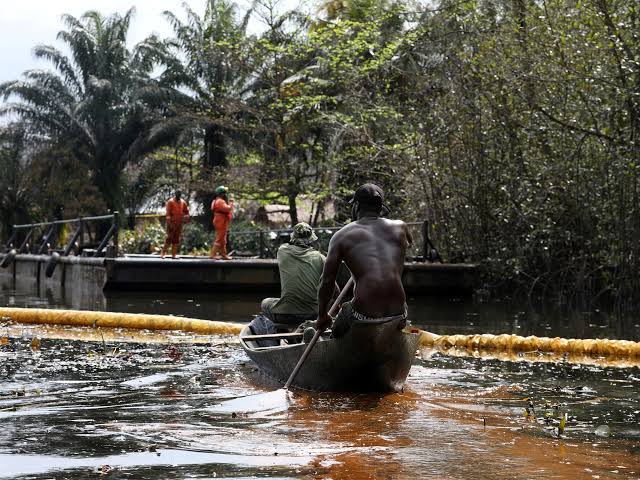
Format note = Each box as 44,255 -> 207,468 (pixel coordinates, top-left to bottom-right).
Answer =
211,197 -> 233,250
165,198 -> 190,244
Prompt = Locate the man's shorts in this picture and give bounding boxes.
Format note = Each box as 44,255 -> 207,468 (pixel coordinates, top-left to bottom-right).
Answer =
260,297 -> 316,326
331,300 -> 408,338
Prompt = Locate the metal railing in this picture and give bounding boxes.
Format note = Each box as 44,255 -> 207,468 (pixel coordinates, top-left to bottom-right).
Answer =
3,213 -> 119,258
228,221 -> 441,261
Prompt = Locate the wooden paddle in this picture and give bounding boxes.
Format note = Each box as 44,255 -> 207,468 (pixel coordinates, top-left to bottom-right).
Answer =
284,275 -> 355,389
210,275 -> 354,414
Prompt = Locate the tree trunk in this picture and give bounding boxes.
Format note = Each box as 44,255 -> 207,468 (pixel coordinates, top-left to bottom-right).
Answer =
204,125 -> 227,169
199,125 -> 228,228
95,161 -> 122,215
288,191 -> 298,226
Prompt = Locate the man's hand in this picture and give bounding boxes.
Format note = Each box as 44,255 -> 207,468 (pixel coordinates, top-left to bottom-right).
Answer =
317,312 -> 333,332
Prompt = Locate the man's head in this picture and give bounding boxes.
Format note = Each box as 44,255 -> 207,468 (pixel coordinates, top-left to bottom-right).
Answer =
215,185 -> 228,197
175,190 -> 182,201
290,222 -> 318,247
349,183 -> 389,220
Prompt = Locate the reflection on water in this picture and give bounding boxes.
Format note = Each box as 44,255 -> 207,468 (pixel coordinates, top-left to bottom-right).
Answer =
1,273 -> 639,478
0,325 -> 638,479
1,275 -> 639,341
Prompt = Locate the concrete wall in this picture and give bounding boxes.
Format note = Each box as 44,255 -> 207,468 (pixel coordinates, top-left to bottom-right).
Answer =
104,257 -> 282,292
0,252 -> 479,296
0,254 -> 108,310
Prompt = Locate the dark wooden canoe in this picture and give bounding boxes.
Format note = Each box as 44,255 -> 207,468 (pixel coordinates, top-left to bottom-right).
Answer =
239,318 -> 421,392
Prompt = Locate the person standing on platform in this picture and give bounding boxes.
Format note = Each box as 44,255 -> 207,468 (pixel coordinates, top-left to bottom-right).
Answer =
210,185 -> 234,260
161,189 -> 190,259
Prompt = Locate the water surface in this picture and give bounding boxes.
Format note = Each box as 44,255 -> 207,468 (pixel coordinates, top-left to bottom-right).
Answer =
0,325 -> 638,479
0,276 -> 639,479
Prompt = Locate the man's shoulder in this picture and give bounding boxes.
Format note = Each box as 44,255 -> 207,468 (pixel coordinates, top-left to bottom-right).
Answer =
385,218 -> 408,228
279,243 -> 323,258
278,243 -> 306,254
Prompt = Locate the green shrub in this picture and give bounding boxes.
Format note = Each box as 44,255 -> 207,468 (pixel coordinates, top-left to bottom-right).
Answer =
120,220 -> 166,254
181,222 -> 209,253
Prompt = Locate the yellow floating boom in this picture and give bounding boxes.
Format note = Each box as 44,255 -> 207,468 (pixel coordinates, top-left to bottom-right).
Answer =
0,307 -> 243,336
2,307 -> 639,362
419,331 -> 640,359
420,344 -> 640,369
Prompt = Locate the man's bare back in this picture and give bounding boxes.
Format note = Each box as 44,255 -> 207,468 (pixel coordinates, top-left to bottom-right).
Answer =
317,184 -> 412,332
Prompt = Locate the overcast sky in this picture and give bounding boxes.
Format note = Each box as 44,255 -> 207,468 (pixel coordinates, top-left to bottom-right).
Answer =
0,0 -> 301,86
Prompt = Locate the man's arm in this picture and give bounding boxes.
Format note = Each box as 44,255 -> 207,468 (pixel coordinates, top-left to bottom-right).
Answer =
317,236 -> 341,331
182,201 -> 190,223
404,222 -> 413,246
216,199 -> 232,214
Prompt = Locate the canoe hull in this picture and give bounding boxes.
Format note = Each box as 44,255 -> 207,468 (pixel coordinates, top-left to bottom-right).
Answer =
241,319 -> 420,392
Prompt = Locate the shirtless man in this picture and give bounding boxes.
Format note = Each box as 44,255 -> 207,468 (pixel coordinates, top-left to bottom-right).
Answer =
317,184 -> 413,337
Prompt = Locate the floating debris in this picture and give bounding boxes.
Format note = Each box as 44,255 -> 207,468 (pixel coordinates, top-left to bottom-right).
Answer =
595,425 -> 611,438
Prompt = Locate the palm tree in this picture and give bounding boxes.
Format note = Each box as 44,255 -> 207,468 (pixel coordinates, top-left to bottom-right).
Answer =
0,8 -> 172,214
145,0 -> 256,221
0,124 -> 35,238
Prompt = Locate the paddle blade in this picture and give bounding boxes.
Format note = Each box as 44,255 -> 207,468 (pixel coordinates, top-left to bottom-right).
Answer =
208,388 -> 293,415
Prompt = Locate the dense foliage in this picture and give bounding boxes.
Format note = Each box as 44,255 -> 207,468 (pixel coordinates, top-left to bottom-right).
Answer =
1,0 -> 639,308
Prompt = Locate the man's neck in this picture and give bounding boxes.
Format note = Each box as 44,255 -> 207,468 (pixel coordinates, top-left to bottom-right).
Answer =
357,211 -> 380,220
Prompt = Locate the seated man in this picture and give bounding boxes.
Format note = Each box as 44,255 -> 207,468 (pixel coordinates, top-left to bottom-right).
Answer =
317,183 -> 413,338
260,222 -> 327,327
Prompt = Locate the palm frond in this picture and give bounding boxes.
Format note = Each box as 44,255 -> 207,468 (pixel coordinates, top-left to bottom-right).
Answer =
32,45 -> 83,95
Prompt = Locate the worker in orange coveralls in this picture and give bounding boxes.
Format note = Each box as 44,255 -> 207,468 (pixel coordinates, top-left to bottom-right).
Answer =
210,185 -> 234,260
161,189 -> 190,259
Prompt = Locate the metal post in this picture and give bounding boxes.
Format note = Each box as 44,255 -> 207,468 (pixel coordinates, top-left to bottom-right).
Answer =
63,223 -> 82,257
4,231 -> 16,252
38,224 -> 56,254
113,212 -> 119,257
259,231 -> 265,259
18,228 -> 34,254
94,223 -> 116,257
79,218 -> 84,252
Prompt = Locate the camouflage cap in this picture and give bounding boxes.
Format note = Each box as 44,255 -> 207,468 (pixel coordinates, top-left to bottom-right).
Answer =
290,222 -> 318,245
215,185 -> 228,195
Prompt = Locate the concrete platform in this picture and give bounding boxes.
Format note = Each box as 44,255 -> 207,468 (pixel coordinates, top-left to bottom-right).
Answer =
0,253 -> 479,295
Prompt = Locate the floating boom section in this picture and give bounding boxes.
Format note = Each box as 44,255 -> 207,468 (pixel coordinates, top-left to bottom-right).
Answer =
0,307 -> 243,336
419,331 -> 640,359
2,307 -> 639,361
420,344 -> 640,369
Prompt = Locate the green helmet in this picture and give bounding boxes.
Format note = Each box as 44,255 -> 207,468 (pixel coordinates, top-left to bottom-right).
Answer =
215,185 -> 228,195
